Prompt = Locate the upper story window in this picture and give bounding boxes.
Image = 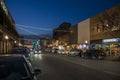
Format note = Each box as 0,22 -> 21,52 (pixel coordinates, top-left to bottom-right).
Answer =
96,24 -> 102,33
97,27 -> 101,33
111,26 -> 119,31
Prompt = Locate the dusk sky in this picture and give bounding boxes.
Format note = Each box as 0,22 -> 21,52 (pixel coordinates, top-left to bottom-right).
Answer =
5,0 -> 120,38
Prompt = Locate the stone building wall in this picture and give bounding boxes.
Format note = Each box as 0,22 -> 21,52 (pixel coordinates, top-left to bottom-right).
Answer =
90,4 -> 120,41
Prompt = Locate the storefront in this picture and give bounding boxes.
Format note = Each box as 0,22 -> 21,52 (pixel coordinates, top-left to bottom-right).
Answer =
90,38 -> 120,56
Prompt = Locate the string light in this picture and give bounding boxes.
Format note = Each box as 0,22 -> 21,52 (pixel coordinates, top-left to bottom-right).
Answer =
17,27 -> 40,36
16,24 -> 52,30
16,24 -> 70,32
17,27 -> 50,38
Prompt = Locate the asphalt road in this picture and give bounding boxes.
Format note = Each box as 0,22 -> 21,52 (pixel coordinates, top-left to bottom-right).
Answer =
30,53 -> 120,80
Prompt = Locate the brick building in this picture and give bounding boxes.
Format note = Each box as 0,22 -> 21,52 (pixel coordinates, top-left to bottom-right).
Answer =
90,4 -> 120,56
53,22 -> 71,45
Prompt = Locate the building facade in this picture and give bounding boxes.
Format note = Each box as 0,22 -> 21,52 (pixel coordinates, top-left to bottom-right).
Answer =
0,0 -> 19,53
69,25 -> 78,44
78,18 -> 90,45
90,4 -> 120,56
53,22 -> 71,47
69,19 -> 90,49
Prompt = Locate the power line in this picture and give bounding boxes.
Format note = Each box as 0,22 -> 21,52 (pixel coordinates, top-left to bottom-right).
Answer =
17,27 -> 40,36
23,38 -> 38,40
16,24 -> 52,31
17,27 -> 50,38
16,24 -> 71,32
53,29 -> 71,32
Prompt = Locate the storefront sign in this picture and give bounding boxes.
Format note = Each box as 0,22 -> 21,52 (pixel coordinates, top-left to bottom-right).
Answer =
103,38 -> 119,43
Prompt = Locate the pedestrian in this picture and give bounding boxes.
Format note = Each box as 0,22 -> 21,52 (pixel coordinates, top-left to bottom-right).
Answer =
82,48 -> 87,58
111,49 -> 114,57
118,50 -> 120,60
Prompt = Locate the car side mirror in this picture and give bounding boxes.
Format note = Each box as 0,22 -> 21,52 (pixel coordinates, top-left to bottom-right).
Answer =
34,69 -> 41,75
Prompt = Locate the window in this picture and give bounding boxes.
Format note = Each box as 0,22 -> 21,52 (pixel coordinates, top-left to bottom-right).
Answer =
0,62 -> 29,80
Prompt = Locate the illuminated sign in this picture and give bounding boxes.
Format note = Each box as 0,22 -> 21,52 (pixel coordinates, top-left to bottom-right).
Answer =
103,38 -> 119,43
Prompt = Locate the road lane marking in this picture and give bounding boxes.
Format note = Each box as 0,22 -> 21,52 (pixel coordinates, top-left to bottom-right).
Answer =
47,54 -> 120,77
62,58 -> 120,77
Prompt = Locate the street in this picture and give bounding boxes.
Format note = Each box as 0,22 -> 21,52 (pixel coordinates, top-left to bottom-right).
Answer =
1,1 -> 120,80
30,53 -> 120,80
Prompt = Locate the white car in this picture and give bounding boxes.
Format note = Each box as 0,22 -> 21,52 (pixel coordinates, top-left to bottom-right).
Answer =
57,50 -> 69,55
68,49 -> 81,56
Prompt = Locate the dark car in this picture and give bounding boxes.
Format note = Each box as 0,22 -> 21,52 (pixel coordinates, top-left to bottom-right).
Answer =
34,49 -> 42,54
85,50 -> 105,59
0,54 -> 41,80
10,47 -> 30,60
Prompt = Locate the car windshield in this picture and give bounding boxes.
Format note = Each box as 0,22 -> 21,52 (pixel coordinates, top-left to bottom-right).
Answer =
11,49 -> 28,54
0,61 -> 29,80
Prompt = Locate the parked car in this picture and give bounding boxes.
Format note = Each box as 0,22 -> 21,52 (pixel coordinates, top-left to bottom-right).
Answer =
85,49 -> 105,59
45,48 -> 51,53
51,49 -> 59,53
57,50 -> 69,55
68,49 -> 82,56
57,50 -> 63,54
0,54 -> 41,80
9,47 -> 30,61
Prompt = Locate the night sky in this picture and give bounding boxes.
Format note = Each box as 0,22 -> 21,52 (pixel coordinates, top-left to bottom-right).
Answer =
5,0 -> 120,38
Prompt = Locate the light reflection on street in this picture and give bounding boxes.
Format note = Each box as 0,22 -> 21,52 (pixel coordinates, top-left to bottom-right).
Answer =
34,54 -> 43,60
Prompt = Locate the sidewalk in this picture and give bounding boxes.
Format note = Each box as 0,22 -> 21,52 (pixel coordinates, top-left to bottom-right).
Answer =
104,55 -> 120,61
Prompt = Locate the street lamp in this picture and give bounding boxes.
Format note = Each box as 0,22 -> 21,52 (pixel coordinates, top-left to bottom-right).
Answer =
5,35 -> 9,40
85,40 -> 89,49
85,40 -> 88,44
5,35 -> 9,53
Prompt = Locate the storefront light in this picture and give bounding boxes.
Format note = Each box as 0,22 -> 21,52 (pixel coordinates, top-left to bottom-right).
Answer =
103,38 -> 119,43
18,42 -> 22,46
83,44 -> 86,48
59,46 -> 62,50
14,41 -> 17,43
79,45 -> 83,49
